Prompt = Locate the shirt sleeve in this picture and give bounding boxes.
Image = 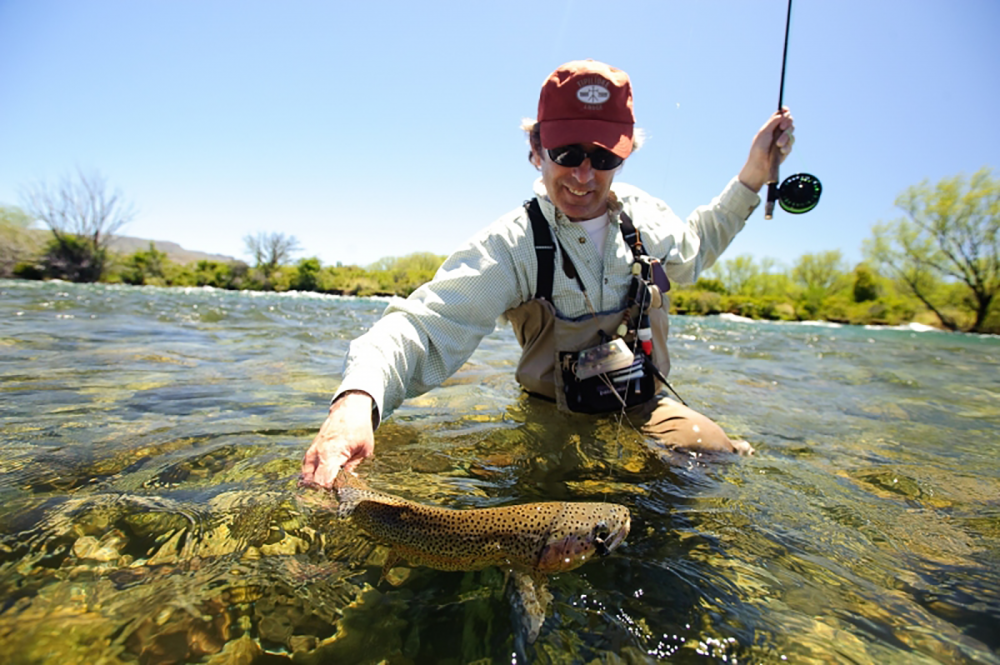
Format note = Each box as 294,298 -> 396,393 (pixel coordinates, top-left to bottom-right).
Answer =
624,177 -> 760,285
333,214 -> 533,425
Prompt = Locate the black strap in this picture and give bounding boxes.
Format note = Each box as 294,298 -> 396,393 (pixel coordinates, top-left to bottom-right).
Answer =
618,211 -> 646,260
526,198 -> 588,300
528,199 -> 653,302
526,199 -> 556,301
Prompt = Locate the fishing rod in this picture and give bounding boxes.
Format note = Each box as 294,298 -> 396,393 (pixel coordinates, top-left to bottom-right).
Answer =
764,0 -> 822,219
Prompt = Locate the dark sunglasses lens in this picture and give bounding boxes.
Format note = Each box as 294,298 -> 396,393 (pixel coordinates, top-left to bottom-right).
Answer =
589,149 -> 623,170
548,146 -> 623,170
548,146 -> 586,167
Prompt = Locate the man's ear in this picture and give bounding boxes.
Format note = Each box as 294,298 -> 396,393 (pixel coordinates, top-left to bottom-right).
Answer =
530,150 -> 542,170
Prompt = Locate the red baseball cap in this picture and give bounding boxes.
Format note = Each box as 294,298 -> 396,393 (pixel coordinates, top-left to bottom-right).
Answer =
537,60 -> 635,159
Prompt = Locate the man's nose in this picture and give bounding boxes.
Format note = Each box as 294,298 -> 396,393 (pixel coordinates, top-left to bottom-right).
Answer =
572,158 -> 594,183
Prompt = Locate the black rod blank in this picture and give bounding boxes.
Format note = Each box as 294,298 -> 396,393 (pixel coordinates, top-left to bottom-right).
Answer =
764,0 -> 794,220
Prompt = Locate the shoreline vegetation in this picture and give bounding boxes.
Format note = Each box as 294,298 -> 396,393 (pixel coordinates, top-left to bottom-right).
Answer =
4,238 -> 998,334
2,167 -> 997,334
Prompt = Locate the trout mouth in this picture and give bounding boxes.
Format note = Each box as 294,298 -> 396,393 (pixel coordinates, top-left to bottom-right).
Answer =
593,519 -> 628,557
594,521 -> 612,557
596,513 -> 630,557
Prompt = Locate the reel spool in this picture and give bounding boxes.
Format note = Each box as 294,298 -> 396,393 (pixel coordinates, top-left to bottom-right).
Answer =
777,173 -> 822,214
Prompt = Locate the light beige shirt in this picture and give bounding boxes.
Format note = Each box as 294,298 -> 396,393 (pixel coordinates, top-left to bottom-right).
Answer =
337,177 -> 760,424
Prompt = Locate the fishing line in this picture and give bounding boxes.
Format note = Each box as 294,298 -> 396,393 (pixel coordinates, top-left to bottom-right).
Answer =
607,272 -> 653,481
764,0 -> 822,219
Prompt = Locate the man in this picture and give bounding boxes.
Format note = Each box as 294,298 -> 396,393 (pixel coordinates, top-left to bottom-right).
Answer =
302,59 -> 794,488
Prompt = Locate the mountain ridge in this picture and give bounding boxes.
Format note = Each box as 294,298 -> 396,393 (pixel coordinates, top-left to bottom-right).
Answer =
108,235 -> 238,265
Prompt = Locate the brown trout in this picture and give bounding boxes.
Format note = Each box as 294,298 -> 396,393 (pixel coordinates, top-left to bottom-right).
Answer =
334,469 -> 630,642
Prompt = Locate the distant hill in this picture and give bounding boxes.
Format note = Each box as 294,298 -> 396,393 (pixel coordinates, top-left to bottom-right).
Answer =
109,235 -> 239,265
15,229 -> 239,266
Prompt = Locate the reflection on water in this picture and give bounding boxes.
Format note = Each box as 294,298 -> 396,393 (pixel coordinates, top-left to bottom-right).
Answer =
1,280 -> 998,664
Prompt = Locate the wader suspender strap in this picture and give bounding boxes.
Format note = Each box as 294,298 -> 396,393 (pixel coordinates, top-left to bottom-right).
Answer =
619,211 -> 646,260
527,199 -> 650,301
525,198 -> 587,301
526,199 -> 555,301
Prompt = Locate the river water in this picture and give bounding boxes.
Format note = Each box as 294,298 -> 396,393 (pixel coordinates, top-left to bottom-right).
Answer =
1,279 -> 998,664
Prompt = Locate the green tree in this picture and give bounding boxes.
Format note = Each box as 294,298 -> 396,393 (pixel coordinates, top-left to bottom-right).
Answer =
705,254 -> 760,295
19,169 -> 136,282
192,260 -> 250,289
792,250 -> 845,292
852,263 -> 880,302
367,252 -> 446,273
704,254 -> 792,298
693,277 -> 727,294
38,234 -> 107,282
121,242 -> 169,285
291,257 -> 322,291
864,167 -> 999,332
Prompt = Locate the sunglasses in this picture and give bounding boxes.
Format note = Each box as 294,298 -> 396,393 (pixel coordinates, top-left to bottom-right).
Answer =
547,145 -> 624,171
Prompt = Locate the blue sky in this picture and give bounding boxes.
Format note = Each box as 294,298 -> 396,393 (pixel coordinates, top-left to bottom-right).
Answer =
1,0 -> 998,271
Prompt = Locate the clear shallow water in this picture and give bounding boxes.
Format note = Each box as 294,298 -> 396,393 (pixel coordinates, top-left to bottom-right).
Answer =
1,279 -> 998,664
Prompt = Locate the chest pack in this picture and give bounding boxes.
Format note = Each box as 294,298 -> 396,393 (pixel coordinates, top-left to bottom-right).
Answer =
522,198 -> 673,413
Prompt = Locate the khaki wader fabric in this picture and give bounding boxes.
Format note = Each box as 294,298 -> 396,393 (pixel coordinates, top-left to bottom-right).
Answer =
504,298 -> 742,454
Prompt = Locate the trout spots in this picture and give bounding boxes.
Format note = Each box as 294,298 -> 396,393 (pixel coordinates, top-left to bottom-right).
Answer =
334,470 -> 630,575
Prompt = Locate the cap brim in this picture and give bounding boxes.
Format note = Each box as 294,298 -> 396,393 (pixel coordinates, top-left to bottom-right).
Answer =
539,119 -> 633,159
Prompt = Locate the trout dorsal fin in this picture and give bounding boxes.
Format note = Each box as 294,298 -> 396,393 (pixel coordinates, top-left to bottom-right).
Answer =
334,469 -> 404,517
334,469 -> 369,518
334,468 -> 369,491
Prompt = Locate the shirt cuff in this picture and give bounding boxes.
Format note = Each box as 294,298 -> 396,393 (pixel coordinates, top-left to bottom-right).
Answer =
331,381 -> 384,430
723,176 -> 761,219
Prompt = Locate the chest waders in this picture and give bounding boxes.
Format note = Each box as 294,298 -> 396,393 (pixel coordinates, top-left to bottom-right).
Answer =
505,199 -> 673,414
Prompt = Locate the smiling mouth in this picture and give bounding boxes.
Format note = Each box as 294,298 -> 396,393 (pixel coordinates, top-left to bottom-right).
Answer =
566,186 -> 590,197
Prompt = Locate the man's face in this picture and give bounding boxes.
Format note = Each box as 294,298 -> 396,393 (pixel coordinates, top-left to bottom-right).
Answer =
538,143 -> 620,221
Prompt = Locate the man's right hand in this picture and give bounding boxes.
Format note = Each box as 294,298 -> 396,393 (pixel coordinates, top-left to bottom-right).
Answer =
738,108 -> 795,193
300,390 -> 376,489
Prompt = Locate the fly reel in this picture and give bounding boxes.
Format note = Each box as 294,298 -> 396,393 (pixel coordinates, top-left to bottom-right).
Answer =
777,172 -> 822,214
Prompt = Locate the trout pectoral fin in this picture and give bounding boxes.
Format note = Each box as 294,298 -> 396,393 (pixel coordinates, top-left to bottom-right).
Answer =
509,571 -> 551,644
378,550 -> 404,586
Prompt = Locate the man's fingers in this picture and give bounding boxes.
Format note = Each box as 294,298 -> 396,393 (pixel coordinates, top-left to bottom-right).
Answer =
313,446 -> 353,489
313,465 -> 339,489
300,448 -> 319,482
778,129 -> 795,155
300,440 -> 340,488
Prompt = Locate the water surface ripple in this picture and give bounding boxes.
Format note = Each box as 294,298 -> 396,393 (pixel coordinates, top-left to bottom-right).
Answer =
1,280 -> 998,664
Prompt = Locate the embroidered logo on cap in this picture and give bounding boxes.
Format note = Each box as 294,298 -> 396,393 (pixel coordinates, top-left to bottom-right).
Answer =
576,83 -> 610,107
